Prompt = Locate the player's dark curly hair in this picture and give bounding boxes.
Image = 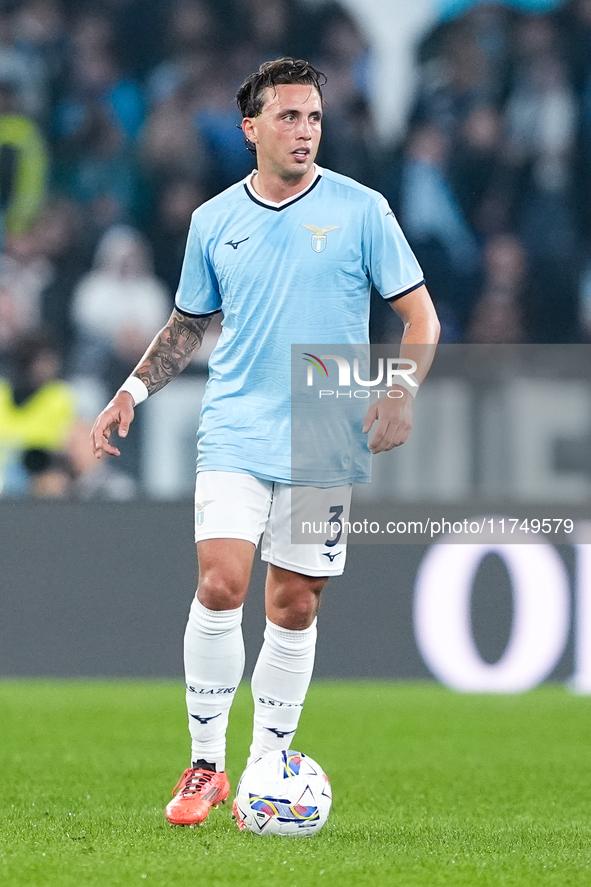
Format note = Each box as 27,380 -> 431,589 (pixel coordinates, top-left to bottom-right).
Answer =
236,57 -> 327,154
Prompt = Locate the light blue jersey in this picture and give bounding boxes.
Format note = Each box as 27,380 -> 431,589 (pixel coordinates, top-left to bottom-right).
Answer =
175,166 -> 424,485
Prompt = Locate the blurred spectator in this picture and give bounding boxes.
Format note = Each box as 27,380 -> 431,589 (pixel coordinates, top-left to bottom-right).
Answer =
12,0 -> 70,130
563,0 -> 591,240
397,122 -> 481,340
560,0 -> 591,91
55,9 -> 144,143
0,197 -> 86,368
70,224 -> 169,389
55,105 -> 142,238
0,331 -> 76,494
314,3 -> 371,106
142,3 -> 241,195
0,279 -> 33,346
312,3 -> 376,185
504,17 -> 576,204
503,15 -> 580,341
448,104 -> 509,234
35,197 -> 88,366
0,8 -> 48,123
0,78 -> 48,239
235,0 -> 308,61
140,86 -> 211,188
467,233 -> 529,343
108,0 -> 167,81
148,177 -> 207,297
52,10 -> 145,234
317,93 -> 377,188
411,7 -> 510,135
192,64 -> 254,192
0,221 -> 54,343
145,0 -> 219,106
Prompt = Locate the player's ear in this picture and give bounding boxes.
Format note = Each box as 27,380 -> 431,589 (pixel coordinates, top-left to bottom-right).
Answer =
242,117 -> 257,145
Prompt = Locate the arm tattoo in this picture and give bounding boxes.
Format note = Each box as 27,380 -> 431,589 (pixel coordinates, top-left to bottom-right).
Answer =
133,309 -> 213,396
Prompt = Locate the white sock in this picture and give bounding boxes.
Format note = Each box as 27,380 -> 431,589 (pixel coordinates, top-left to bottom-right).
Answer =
184,597 -> 245,772
248,617 -> 317,766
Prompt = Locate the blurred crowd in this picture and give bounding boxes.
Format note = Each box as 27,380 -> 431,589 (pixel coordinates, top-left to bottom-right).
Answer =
382,0 -> 591,346
0,0 -> 589,497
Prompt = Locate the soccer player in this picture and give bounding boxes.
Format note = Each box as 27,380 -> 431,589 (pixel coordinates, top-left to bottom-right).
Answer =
91,57 -> 440,827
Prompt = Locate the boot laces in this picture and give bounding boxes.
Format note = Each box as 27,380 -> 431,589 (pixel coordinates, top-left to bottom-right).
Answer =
173,768 -> 216,797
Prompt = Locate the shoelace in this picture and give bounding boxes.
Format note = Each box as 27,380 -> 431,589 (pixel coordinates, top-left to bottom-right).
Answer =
173,768 -> 216,797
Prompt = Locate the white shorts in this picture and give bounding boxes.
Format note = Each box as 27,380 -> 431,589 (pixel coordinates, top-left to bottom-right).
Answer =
194,470 -> 352,577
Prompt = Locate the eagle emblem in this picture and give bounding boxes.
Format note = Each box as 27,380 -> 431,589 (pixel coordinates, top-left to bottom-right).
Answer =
195,499 -> 214,526
301,224 -> 340,252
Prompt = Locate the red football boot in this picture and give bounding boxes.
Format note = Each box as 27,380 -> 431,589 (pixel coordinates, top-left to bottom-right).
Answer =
165,767 -> 230,826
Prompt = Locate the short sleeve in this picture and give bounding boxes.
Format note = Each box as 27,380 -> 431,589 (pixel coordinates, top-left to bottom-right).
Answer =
364,196 -> 424,301
174,218 -> 222,316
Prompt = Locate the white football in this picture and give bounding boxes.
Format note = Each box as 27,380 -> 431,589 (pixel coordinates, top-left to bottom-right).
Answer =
233,749 -> 332,837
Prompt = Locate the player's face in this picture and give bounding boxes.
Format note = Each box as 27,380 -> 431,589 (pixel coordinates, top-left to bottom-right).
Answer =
242,83 -> 322,184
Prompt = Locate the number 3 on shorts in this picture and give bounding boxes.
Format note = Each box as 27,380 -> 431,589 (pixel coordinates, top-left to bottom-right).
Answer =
325,504 -> 343,547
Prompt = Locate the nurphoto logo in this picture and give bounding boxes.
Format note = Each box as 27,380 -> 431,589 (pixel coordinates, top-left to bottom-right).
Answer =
302,353 -> 418,398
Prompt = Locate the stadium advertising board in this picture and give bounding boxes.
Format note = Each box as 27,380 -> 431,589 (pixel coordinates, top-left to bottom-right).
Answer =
0,502 -> 589,695
413,539 -> 591,693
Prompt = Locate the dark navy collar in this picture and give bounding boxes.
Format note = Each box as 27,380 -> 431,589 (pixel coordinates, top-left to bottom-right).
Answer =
243,166 -> 322,211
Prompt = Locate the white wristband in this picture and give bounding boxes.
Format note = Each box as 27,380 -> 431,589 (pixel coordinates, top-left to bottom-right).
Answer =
390,374 -> 419,398
119,376 -> 149,406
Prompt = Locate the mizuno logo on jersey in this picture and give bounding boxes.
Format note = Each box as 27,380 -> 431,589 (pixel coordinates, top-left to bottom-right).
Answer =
225,237 -> 249,249
322,550 -> 342,562
302,224 -> 339,252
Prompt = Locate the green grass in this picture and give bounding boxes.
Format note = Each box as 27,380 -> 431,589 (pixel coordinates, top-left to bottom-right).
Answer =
1,680 -> 590,886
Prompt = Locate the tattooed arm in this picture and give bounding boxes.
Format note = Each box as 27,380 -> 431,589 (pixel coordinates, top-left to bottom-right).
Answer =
91,309 -> 213,457
134,309 -> 212,396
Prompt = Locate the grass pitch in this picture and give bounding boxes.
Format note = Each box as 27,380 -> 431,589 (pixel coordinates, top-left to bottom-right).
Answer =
1,680 -> 590,887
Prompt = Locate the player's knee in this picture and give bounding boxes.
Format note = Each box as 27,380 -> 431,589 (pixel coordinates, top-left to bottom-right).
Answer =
197,572 -> 248,610
302,577 -> 328,605
270,577 -> 327,629
275,600 -> 318,630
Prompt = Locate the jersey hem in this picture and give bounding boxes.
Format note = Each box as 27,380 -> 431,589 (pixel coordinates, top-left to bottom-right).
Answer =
197,459 -> 371,486
260,551 -> 346,577
194,530 -> 261,544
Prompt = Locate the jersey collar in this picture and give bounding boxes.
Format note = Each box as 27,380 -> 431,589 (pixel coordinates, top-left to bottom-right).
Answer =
243,166 -> 322,211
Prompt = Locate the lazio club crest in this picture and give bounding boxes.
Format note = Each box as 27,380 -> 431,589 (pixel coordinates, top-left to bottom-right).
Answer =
195,499 -> 214,526
302,224 -> 340,252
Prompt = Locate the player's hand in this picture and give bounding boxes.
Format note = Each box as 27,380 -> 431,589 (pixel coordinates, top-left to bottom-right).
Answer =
362,388 -> 414,453
91,391 -> 135,458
